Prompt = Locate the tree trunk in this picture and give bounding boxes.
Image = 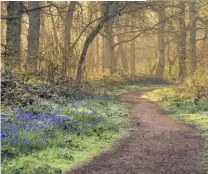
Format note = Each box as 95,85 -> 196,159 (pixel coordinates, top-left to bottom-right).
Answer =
6,1 -> 23,69
189,1 -> 196,75
130,20 -> 136,75
95,35 -> 100,73
167,42 -> 177,77
178,2 -> 187,81
115,20 -> 129,72
102,36 -> 105,72
62,1 -> 77,77
27,1 -> 41,72
91,42 -> 95,73
117,32 -> 128,72
104,18 -> 114,73
111,46 -> 117,73
155,5 -> 166,78
49,7 -> 63,56
87,6 -> 95,74
87,43 -> 95,73
130,39 -> 136,75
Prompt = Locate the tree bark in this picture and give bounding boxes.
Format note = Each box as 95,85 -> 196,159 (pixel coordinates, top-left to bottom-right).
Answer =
95,11 -> 100,73
111,45 -> 117,73
189,1 -> 196,75
155,4 -> 166,78
167,41 -> 177,77
116,21 -> 128,72
178,2 -> 187,81
130,20 -> 136,75
6,1 -> 23,69
87,42 -> 95,73
104,18 -> 114,72
130,39 -> 136,75
102,36 -> 105,73
95,35 -> 100,73
62,1 -> 77,77
91,42 -> 95,73
27,1 -> 41,72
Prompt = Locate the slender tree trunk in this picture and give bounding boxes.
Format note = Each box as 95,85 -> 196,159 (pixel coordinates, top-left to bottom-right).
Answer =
166,18 -> 177,77
155,4 -> 166,77
167,40 -> 172,76
117,33 -> 128,72
95,35 -> 100,73
130,39 -> 136,75
62,1 -> 77,77
102,36 -> 105,72
87,43 -> 95,73
91,42 -> 95,73
86,6 -> 95,74
189,1 -> 196,75
178,2 -> 187,81
27,1 -> 41,72
115,20 -> 128,72
129,20 -> 136,75
95,8 -> 100,73
104,18 -> 114,73
49,7 -> 63,56
167,41 -> 177,76
6,1 -> 23,69
111,46 -> 117,73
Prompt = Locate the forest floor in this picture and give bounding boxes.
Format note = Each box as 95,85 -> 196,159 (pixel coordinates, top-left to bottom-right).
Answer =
68,89 -> 203,174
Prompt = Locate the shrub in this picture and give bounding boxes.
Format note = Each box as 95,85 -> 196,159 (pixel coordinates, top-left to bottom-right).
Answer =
182,71 -> 208,102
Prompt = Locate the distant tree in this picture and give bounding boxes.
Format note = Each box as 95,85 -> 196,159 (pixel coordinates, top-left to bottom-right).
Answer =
189,1 -> 197,75
130,20 -> 136,75
27,1 -> 41,72
178,2 -> 187,81
155,3 -> 166,78
115,19 -> 128,72
62,1 -> 77,77
103,16 -> 114,72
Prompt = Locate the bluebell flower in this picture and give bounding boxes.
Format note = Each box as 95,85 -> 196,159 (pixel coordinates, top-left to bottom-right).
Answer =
76,127 -> 86,134
87,124 -> 93,129
40,136 -> 46,145
23,137 -> 29,146
10,135 -> 18,145
1,131 -> 8,138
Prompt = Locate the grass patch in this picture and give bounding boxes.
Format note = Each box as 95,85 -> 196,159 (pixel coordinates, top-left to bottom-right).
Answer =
143,87 -> 208,173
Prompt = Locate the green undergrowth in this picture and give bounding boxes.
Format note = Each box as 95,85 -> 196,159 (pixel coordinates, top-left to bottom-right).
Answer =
1,94 -> 129,174
143,87 -> 208,173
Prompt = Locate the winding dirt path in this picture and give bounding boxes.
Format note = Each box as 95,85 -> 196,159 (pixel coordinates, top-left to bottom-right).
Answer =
68,89 -> 203,174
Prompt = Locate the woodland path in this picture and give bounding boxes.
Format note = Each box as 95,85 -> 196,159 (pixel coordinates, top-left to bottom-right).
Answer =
68,89 -> 203,174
